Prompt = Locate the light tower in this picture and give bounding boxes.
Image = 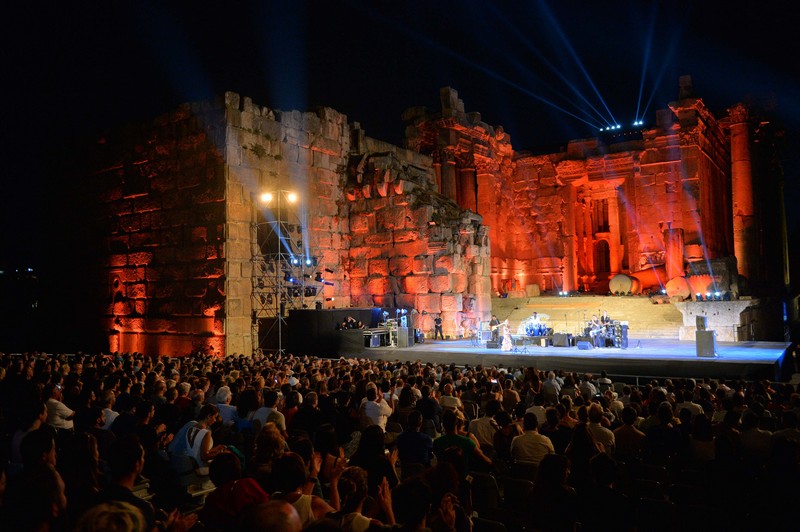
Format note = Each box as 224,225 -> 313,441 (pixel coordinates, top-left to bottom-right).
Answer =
250,190 -> 321,355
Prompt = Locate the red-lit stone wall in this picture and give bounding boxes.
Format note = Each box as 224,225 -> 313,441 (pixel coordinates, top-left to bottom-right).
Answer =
91,91 -> 490,356
405,84 -> 736,295
89,101 -> 228,356
346,131 -> 492,338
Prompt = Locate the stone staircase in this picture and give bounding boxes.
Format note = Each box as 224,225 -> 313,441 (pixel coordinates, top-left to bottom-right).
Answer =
491,295 -> 683,340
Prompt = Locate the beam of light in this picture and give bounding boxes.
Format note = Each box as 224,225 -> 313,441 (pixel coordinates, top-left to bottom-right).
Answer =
133,1 -> 214,105
634,3 -> 659,121
254,2 -> 308,113
356,2 -> 604,131
480,2 -> 615,129
534,0 -> 619,126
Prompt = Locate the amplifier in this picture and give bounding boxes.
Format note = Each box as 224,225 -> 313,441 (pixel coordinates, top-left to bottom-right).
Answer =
486,341 -> 500,349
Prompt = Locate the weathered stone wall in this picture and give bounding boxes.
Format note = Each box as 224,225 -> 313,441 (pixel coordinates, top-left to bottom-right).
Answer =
405,82 -> 736,296
223,93 -> 350,355
89,102 -> 228,356
346,133 -> 492,338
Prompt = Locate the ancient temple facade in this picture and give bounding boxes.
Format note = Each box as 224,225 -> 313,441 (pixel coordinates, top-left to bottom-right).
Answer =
404,77 -> 784,301
88,76 -> 785,356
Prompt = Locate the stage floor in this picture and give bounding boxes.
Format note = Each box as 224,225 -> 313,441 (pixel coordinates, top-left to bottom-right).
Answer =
351,337 -> 792,382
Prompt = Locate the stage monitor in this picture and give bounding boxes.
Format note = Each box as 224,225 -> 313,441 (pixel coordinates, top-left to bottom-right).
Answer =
696,330 -> 717,357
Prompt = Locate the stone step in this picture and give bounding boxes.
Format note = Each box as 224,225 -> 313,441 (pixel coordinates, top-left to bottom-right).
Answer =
491,295 -> 683,340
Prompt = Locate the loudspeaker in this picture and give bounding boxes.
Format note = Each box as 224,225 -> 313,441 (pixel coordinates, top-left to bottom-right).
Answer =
696,315 -> 708,331
619,325 -> 629,348
553,333 -> 571,347
696,330 -> 717,357
486,341 -> 500,349
397,327 -> 409,348
577,341 -> 592,350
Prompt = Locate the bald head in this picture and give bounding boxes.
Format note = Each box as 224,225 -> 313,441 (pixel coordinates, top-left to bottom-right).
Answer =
240,500 -> 301,532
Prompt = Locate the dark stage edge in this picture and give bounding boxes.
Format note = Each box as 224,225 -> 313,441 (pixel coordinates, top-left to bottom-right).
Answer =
337,338 -> 792,382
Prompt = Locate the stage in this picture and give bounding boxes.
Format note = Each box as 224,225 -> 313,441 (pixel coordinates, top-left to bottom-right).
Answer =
345,336 -> 793,382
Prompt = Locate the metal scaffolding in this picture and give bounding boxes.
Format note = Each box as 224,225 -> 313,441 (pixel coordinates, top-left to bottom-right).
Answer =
250,190 -> 322,355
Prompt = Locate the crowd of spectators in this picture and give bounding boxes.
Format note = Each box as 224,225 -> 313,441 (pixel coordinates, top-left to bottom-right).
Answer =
0,350 -> 798,531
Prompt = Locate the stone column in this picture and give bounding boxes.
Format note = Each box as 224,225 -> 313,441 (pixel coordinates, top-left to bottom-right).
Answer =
458,167 -> 477,212
664,227 -> 685,281
608,195 -> 621,274
729,103 -> 755,281
562,185 -> 577,291
440,149 -> 457,202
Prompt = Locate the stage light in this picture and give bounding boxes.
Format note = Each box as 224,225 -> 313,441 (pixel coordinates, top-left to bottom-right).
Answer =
696,293 -> 703,301
304,287 -> 317,297
325,297 -> 335,301
314,272 -> 323,282
714,291 -> 721,300
706,292 -> 711,300
260,192 -> 273,204
287,192 -> 298,203
324,268 -> 334,274
661,288 -> 667,294
290,257 -> 300,265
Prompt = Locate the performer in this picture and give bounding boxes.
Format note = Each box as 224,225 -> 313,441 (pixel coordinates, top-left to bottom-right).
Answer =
489,314 -> 501,342
588,314 -> 603,347
434,315 -> 444,340
501,319 -> 513,351
600,310 -> 611,325
463,319 -> 480,346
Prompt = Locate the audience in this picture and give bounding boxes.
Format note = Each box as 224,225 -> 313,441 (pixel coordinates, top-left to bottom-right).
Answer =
0,349 -> 798,531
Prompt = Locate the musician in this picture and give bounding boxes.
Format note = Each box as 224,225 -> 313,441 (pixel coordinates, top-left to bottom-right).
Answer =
434,315 -> 444,340
501,319 -> 513,351
489,314 -> 500,342
588,314 -> 603,347
600,310 -> 611,325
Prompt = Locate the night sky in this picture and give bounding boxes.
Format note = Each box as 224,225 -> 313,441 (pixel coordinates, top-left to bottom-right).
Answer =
4,0 -> 799,271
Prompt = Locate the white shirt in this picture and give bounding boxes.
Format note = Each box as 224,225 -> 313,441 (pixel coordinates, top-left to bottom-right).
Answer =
46,398 -> 74,430
252,406 -> 286,431
363,399 -> 392,430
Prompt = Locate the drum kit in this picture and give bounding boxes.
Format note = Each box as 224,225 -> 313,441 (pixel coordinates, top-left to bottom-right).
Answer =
520,314 -> 551,337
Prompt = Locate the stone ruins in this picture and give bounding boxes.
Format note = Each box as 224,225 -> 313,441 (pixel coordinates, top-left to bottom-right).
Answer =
88,75 -> 785,356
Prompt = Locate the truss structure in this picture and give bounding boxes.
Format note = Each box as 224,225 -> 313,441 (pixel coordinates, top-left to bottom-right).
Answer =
250,190 -> 323,355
